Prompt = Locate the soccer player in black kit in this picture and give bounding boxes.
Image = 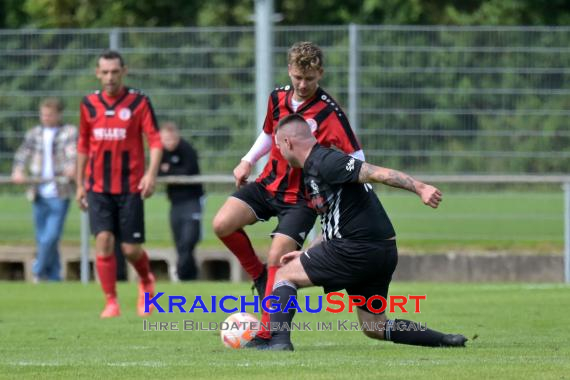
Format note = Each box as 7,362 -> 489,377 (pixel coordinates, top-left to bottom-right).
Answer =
261,113 -> 468,351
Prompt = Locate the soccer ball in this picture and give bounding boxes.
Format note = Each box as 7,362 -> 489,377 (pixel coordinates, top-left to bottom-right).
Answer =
220,312 -> 260,349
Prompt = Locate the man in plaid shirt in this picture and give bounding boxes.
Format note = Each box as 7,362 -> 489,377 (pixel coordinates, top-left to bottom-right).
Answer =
12,97 -> 77,282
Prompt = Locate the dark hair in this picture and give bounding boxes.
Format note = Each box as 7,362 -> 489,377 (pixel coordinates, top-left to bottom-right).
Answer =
276,113 -> 307,131
97,50 -> 125,67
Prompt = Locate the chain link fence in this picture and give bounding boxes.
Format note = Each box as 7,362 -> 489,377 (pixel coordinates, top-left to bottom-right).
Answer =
1,25 -> 569,176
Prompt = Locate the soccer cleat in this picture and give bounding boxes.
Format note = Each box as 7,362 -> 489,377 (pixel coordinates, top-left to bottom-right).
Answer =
257,342 -> 295,351
243,335 -> 271,349
440,334 -> 468,347
252,265 -> 268,302
100,299 -> 121,318
137,273 -> 156,317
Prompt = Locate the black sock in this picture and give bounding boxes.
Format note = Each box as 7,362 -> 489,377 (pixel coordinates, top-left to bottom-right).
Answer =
386,319 -> 446,347
270,283 -> 297,344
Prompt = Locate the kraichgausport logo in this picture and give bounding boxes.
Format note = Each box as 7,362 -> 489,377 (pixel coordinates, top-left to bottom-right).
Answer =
143,292 -> 427,315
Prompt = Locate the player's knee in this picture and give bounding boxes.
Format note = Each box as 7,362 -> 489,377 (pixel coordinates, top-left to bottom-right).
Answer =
95,231 -> 114,253
212,212 -> 232,237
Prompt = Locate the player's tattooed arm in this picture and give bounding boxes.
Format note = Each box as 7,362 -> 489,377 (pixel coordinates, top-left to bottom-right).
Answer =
358,162 -> 416,193
357,162 -> 443,208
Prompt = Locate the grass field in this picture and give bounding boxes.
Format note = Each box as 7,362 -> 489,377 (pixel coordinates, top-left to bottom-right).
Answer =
0,190 -> 563,253
0,281 -> 568,379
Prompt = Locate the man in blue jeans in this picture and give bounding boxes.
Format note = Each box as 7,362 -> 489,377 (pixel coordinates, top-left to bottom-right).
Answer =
12,97 -> 77,282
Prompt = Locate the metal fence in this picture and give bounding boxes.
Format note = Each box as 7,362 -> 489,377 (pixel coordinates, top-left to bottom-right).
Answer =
1,25 -> 569,175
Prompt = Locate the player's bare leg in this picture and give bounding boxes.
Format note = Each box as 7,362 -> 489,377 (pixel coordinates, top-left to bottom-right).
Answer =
212,197 -> 257,238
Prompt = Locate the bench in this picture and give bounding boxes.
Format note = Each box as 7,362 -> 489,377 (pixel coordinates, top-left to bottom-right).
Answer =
142,248 -> 247,283
0,246 -> 35,281
0,245 -> 248,283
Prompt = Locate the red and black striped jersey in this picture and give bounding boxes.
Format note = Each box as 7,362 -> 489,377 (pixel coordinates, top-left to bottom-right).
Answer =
256,85 -> 361,204
78,87 -> 162,194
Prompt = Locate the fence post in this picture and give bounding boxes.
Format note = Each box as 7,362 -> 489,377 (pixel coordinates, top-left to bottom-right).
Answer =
563,182 -> 570,284
80,211 -> 90,284
109,28 -> 121,51
254,0 -> 274,175
348,23 -> 360,135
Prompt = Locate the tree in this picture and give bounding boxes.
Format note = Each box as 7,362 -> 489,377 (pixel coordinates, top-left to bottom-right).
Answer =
2,0 -> 569,29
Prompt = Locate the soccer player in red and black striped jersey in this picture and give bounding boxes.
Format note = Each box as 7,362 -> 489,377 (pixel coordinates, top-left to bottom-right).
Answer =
76,50 -> 162,318
212,42 -> 364,344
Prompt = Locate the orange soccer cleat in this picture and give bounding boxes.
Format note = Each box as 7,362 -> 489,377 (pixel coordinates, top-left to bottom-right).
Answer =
100,298 -> 121,318
137,273 -> 156,317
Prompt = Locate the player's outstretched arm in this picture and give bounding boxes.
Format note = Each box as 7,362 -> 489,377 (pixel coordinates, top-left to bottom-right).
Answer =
357,162 -> 442,208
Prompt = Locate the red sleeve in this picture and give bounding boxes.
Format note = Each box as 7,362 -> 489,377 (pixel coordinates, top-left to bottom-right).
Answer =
262,92 -> 275,135
78,102 -> 91,154
141,96 -> 162,149
319,111 -> 361,154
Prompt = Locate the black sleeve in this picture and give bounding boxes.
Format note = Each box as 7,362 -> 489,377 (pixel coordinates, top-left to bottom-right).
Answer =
158,151 -> 169,177
318,149 -> 363,185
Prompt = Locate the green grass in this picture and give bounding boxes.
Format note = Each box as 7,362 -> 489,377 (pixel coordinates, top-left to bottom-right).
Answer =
0,281 -> 568,379
0,190 -> 563,253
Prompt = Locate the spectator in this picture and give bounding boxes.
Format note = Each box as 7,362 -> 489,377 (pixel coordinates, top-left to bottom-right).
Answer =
159,121 -> 205,281
12,97 -> 77,282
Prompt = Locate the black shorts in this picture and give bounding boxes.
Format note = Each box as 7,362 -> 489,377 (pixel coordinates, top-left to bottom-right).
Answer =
300,239 -> 398,314
87,191 -> 145,244
232,182 -> 317,248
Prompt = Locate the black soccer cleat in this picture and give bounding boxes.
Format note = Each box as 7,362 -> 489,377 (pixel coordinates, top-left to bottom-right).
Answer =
440,334 -> 468,347
243,335 -> 271,349
257,342 -> 295,351
252,265 -> 268,302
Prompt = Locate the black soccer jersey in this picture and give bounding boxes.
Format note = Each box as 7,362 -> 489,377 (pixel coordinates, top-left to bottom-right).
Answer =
303,144 -> 395,242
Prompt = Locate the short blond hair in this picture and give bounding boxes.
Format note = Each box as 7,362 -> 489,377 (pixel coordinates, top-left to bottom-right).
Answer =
288,41 -> 323,72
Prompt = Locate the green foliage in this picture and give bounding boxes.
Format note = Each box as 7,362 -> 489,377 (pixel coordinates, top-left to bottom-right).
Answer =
356,26 -> 570,173
15,0 -> 203,28
2,0 -> 570,28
